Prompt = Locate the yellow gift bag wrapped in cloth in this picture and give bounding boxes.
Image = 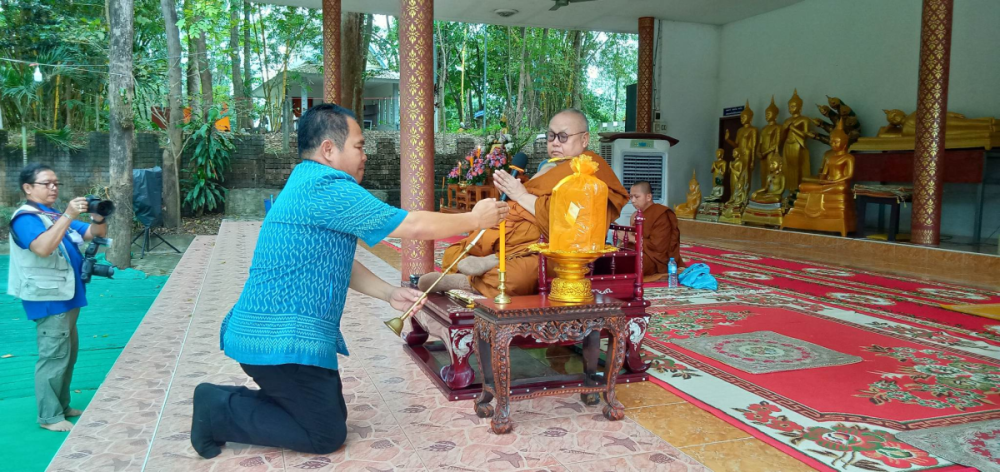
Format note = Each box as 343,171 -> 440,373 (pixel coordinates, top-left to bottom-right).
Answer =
550,155 -> 609,252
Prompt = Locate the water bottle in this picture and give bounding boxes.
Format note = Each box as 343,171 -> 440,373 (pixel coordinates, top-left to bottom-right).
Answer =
668,258 -> 678,289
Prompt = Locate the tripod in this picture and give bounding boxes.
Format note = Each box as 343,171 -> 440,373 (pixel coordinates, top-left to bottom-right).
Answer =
131,224 -> 181,258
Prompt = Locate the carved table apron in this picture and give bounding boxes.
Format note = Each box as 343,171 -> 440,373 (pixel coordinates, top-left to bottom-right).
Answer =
471,294 -> 628,434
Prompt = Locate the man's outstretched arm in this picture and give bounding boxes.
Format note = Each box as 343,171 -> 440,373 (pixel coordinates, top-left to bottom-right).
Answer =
389,198 -> 507,240
349,260 -> 426,313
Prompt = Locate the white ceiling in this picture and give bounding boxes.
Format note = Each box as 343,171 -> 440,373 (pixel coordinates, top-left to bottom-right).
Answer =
256,0 -> 805,33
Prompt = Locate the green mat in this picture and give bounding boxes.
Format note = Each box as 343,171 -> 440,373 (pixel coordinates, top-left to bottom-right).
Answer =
0,255 -> 170,471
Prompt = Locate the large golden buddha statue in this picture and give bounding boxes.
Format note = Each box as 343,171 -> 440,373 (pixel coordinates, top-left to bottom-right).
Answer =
742,154 -> 786,227
725,101 -> 759,181
781,89 -> 815,194
781,120 -> 856,237
852,108 -> 1000,151
758,97 -> 782,189
675,170 -> 701,219
695,149 -> 728,222
719,148 -> 750,224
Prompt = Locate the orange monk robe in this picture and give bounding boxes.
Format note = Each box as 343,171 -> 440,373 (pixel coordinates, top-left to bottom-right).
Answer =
442,150 -> 629,298
635,203 -> 685,277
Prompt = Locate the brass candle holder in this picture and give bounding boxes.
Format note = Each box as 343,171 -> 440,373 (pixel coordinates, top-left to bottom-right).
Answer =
494,270 -> 512,304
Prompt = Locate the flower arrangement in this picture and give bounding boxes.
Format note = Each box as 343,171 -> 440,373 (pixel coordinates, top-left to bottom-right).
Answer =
445,145 -> 511,186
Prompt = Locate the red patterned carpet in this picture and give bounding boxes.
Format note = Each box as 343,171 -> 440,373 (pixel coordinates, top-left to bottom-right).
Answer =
378,237 -> 999,471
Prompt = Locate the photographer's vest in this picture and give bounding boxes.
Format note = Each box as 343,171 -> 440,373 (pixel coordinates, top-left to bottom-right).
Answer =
6,205 -> 78,301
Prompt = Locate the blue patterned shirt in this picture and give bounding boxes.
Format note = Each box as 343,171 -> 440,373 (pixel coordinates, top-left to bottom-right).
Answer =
220,160 -> 407,370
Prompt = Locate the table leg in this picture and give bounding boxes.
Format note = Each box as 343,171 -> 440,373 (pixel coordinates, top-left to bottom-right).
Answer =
889,203 -> 901,243
402,315 -> 429,347
624,316 -> 651,373
474,334 -> 495,419
440,328 -> 475,390
580,330 -> 601,406
856,198 -> 868,239
489,326 -> 514,434
602,318 -> 627,421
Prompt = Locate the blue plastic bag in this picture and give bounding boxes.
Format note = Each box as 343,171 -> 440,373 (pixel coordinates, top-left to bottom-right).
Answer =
678,263 -> 718,291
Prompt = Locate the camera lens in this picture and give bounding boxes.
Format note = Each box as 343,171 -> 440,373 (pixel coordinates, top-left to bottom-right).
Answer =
86,196 -> 115,217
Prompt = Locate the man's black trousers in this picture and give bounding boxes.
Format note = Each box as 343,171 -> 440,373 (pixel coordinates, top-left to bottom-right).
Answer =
194,363 -> 348,455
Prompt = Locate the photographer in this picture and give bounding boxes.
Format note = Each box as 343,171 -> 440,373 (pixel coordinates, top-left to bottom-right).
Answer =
7,163 -> 108,432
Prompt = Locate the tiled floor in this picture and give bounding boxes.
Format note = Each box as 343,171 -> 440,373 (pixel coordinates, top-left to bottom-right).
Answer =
49,222 -> 711,471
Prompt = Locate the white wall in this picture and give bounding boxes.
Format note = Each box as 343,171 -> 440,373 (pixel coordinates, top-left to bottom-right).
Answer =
656,0 -> 1000,240
655,20 -> 722,208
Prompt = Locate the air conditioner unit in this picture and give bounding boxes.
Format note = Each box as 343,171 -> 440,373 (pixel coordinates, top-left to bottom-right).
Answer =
599,134 -> 676,226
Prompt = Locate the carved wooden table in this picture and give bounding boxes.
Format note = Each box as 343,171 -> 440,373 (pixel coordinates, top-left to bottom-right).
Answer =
472,294 -> 629,434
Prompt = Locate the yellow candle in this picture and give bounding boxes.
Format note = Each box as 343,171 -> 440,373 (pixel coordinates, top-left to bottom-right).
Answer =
499,220 -> 506,272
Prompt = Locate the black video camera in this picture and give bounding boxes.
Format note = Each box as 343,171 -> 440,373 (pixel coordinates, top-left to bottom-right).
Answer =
81,237 -> 115,284
86,195 -> 115,217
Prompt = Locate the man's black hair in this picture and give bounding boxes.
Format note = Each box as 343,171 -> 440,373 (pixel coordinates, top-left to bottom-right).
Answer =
19,163 -> 54,195
297,103 -> 358,158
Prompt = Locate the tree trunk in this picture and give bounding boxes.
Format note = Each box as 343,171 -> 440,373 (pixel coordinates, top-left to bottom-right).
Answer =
160,0 -> 183,228
107,0 -> 134,269
186,32 -> 200,117
511,27 -> 528,137
230,2 -> 244,131
458,26 -> 467,128
341,12 -> 362,114
242,0 -> 252,130
436,24 -> 448,131
571,30 -> 583,110
354,14 -> 373,116
196,31 -> 213,117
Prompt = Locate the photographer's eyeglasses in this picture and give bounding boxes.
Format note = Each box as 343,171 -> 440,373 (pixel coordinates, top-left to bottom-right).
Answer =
546,130 -> 587,143
31,181 -> 61,190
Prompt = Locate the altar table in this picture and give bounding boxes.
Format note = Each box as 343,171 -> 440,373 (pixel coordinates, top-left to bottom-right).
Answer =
472,294 -> 628,434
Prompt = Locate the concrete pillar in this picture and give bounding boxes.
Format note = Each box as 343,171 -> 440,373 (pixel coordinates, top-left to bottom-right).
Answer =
399,0 -> 435,281
637,17 -> 655,133
322,0 -> 341,105
911,0 -> 953,246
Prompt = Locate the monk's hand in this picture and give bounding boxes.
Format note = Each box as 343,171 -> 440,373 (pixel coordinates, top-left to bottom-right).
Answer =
493,169 -> 527,203
471,198 -> 508,229
389,287 -> 425,312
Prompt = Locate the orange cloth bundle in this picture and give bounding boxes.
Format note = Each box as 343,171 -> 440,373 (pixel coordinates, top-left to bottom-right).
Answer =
549,155 -> 609,252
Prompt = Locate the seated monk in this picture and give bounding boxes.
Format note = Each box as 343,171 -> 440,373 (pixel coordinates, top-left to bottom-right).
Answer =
419,108 -> 629,297
617,181 -> 685,279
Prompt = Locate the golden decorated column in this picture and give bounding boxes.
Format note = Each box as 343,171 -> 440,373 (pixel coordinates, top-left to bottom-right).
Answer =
399,0 -> 435,281
911,0 -> 953,246
637,17 -> 655,133
322,0 -> 341,104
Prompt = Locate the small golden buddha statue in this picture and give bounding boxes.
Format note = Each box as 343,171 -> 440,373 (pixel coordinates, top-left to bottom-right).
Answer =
781,119 -> 856,237
758,96 -> 782,188
781,89 -> 815,195
705,148 -> 727,202
725,101 -> 759,179
675,170 -> 701,219
719,148 -> 750,224
750,156 -> 785,205
852,108 -> 999,151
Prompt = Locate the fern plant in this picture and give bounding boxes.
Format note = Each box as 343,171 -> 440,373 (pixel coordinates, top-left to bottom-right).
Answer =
182,107 -> 233,216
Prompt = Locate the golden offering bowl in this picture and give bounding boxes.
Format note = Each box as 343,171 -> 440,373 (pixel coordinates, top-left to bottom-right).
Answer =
529,243 -> 618,304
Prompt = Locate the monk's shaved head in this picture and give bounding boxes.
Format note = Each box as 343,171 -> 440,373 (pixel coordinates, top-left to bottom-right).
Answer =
553,108 -> 589,131
631,181 -> 653,195
547,108 -> 591,159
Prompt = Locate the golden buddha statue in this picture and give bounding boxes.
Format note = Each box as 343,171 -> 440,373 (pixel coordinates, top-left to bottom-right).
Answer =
758,96 -> 782,188
781,89 -> 815,195
725,101 -> 759,179
719,148 -> 750,224
813,96 -> 861,146
852,108 -> 1000,151
706,148 -> 727,202
781,119 -> 856,237
696,149 -> 728,222
675,170 -> 701,219
742,156 -> 786,227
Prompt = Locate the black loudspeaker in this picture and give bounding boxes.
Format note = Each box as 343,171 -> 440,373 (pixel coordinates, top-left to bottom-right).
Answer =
625,83 -> 637,132
131,166 -> 181,258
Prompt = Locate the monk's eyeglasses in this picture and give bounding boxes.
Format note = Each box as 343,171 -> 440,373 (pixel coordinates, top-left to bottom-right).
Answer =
546,130 -> 586,143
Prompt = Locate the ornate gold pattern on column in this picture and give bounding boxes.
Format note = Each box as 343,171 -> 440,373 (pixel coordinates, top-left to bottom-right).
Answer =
399,0 -> 435,281
911,0 -> 953,246
322,0 -> 341,104
637,17 -> 655,133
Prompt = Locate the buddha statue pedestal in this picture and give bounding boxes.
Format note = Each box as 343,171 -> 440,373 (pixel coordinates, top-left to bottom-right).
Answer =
696,201 -> 723,222
742,201 -> 784,227
718,205 -> 745,225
